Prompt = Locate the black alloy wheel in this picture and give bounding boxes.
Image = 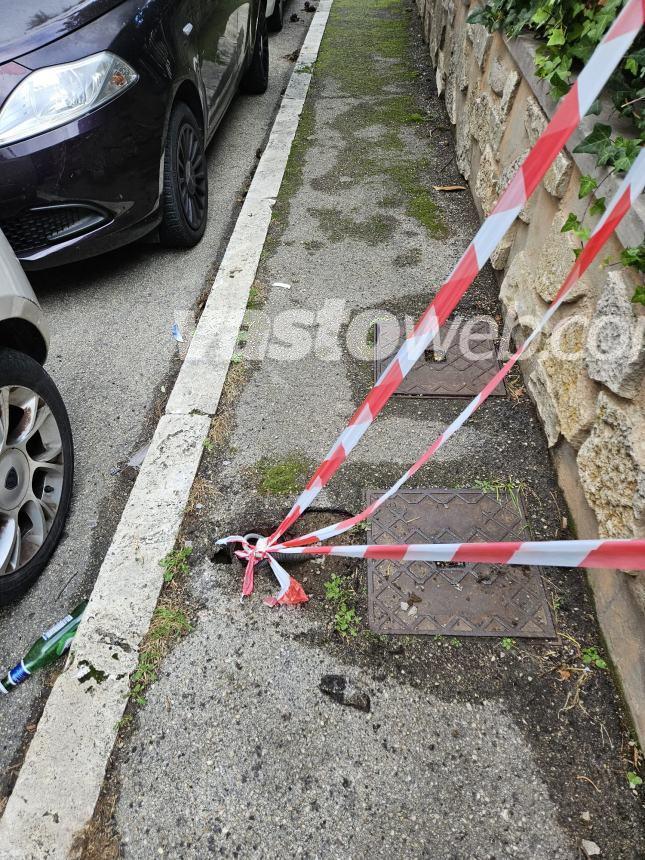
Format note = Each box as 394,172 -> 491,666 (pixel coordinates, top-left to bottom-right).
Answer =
159,102 -> 209,248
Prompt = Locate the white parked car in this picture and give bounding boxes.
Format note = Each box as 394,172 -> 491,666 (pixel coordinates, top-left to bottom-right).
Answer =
0,230 -> 73,604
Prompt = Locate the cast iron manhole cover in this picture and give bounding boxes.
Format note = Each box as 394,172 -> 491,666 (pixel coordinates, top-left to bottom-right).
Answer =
374,318 -> 506,398
367,488 -> 556,638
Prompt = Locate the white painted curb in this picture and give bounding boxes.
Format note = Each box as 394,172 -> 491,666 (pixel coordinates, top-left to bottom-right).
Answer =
0,4 -> 332,856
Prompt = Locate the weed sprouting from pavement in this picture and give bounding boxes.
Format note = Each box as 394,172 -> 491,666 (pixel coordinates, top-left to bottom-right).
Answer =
247,282 -> 265,309
148,607 -> 192,642
324,575 -> 346,602
159,546 -> 192,583
366,315 -> 394,347
334,605 -> 360,637
581,646 -> 608,670
324,574 -> 361,637
475,477 -> 527,514
130,607 -> 193,707
256,455 -> 309,495
501,637 -> 515,651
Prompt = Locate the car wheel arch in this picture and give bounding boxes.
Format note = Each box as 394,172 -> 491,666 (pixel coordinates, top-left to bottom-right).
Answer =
0,320 -> 47,365
158,78 -> 207,191
169,79 -> 206,135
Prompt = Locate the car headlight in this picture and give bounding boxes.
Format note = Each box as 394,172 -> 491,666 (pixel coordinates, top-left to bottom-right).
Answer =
0,51 -> 138,147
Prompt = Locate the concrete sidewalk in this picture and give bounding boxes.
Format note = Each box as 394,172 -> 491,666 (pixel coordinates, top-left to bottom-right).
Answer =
87,0 -> 643,856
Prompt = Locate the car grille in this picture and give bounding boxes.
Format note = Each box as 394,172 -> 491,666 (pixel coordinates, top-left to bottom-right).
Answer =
0,206 -> 108,254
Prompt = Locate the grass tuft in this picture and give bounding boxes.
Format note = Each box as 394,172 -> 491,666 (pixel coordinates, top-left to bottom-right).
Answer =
256,456 -> 309,495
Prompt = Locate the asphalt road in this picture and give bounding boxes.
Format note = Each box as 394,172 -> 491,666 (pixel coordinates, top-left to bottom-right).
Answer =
0,8 -> 308,801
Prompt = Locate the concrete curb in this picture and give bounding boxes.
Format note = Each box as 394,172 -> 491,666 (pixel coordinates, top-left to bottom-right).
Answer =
0,4 -> 332,856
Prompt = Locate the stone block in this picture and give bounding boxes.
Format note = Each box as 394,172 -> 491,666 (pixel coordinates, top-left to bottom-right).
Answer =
524,94 -> 546,146
429,0 -> 445,62
455,92 -> 473,179
445,50 -> 458,124
499,250 -> 550,331
578,392 -> 645,538
436,49 -> 446,95
470,91 -> 504,151
500,70 -> 520,119
524,96 -> 572,199
499,152 -> 532,222
488,55 -> 506,95
474,144 -> 500,216
526,360 -> 561,447
457,33 -> 470,92
531,211 -> 590,304
528,323 -> 598,448
442,0 -> 455,23
466,22 -> 492,68
585,270 -> 645,399
490,226 -> 516,270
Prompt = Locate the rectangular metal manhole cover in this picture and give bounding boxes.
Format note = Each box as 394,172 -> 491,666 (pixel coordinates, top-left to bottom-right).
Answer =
367,488 -> 556,638
374,318 -> 506,398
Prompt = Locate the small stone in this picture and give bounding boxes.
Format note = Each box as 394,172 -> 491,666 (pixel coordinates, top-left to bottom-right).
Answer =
581,840 -> 601,857
408,605 -> 418,617
319,675 -> 371,712
400,601 -> 409,611
581,811 -> 591,823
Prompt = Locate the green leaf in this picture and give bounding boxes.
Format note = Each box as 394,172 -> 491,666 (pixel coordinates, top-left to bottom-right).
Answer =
632,286 -> 645,306
561,212 -> 582,233
621,244 -> 645,273
627,771 -> 643,789
531,8 -> 551,26
590,197 -> 606,216
573,124 -> 612,156
547,28 -> 565,46
578,175 -> 598,198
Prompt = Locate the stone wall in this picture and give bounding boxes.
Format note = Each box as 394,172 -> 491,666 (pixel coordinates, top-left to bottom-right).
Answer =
416,0 -> 645,739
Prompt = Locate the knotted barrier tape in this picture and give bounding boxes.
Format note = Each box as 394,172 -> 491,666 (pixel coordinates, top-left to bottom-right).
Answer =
218,0 -> 645,603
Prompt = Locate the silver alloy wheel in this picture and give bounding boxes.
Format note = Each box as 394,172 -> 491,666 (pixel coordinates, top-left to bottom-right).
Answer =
0,385 -> 64,576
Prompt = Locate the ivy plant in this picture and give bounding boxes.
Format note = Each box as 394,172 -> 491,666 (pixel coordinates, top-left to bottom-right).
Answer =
469,0 -> 643,296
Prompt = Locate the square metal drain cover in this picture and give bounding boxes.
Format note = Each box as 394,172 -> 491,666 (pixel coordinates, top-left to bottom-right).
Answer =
374,319 -> 506,398
367,488 -> 556,638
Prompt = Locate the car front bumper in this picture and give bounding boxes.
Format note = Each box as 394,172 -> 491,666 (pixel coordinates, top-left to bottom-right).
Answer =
0,83 -> 166,270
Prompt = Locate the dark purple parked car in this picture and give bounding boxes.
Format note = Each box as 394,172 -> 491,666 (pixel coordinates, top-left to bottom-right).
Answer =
0,0 -> 269,269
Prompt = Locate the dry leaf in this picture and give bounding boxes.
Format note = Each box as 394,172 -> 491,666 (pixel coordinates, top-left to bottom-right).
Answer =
557,668 -> 572,681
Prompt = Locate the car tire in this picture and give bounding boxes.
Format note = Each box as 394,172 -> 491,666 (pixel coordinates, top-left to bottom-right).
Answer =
241,12 -> 269,94
267,0 -> 283,32
159,102 -> 208,249
0,348 -> 73,606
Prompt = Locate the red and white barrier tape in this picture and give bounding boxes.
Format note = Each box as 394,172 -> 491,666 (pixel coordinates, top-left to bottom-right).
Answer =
278,539 -> 645,571
218,2 -> 645,602
268,0 -> 644,545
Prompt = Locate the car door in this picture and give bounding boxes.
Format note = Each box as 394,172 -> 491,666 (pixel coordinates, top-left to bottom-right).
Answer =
197,0 -> 244,122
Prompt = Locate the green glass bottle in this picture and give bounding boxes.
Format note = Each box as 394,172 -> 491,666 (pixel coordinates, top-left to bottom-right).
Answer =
0,600 -> 87,694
